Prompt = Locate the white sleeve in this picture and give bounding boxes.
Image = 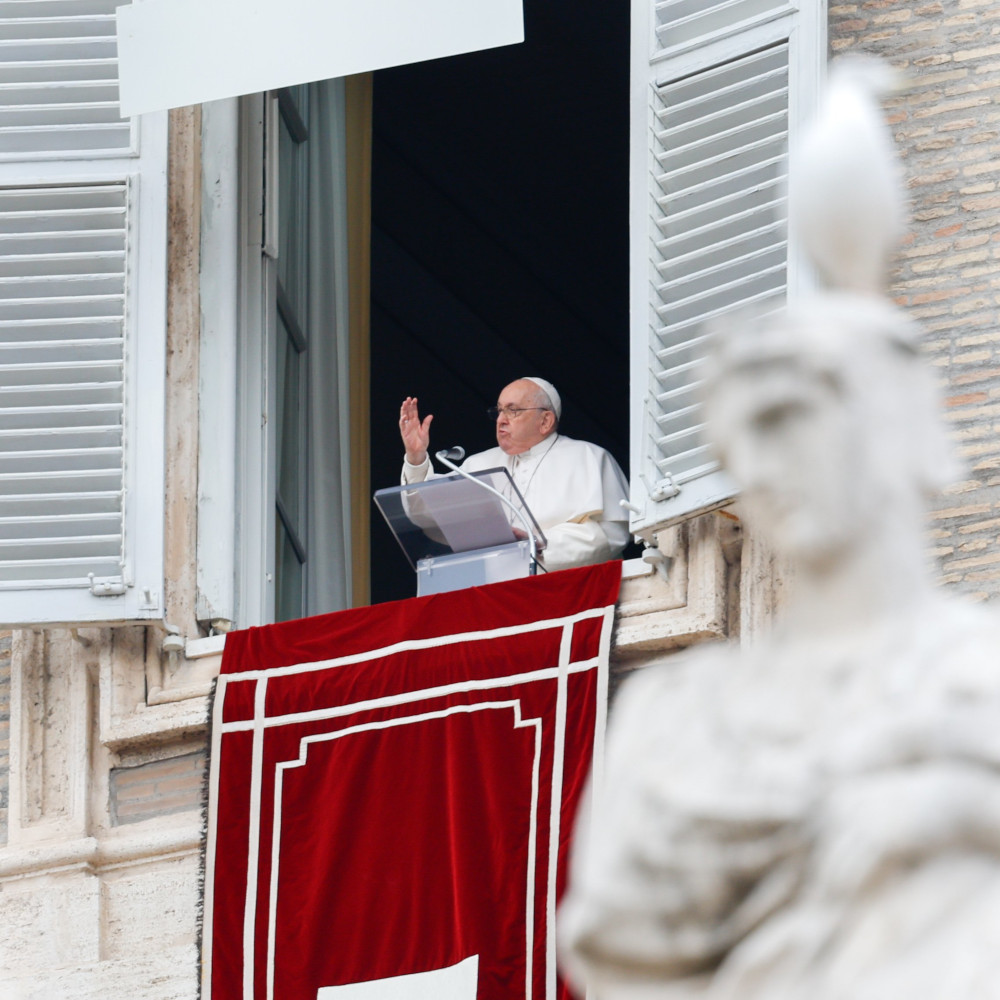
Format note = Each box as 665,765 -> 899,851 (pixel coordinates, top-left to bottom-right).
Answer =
601,516 -> 630,560
541,519 -> 621,572
401,455 -> 432,485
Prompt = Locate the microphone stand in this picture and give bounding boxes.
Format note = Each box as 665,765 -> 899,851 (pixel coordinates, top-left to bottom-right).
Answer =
434,448 -> 542,573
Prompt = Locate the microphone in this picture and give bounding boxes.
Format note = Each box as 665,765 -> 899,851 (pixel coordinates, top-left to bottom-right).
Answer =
435,446 -> 466,464
433,446 -> 543,573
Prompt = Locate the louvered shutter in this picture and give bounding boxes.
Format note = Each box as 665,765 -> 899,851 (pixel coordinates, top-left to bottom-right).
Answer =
0,0 -> 167,625
628,0 -> 824,539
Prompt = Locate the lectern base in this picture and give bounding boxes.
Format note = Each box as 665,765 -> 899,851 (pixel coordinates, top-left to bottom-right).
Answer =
417,540 -> 534,596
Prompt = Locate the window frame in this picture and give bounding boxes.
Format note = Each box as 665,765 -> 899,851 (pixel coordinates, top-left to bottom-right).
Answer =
225,85 -> 356,628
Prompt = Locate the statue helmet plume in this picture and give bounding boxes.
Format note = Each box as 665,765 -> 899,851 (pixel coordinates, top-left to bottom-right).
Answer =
789,55 -> 906,295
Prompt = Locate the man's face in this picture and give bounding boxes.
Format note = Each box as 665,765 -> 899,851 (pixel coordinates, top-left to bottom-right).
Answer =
494,379 -> 556,455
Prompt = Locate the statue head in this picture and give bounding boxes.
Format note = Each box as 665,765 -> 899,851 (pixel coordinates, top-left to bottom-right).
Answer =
704,294 -> 957,571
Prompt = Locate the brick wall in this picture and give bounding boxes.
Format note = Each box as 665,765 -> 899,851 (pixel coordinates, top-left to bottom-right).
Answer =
109,749 -> 206,826
831,0 -> 1000,602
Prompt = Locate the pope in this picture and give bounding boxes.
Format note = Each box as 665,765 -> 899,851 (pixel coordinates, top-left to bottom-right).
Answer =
398,377 -> 629,571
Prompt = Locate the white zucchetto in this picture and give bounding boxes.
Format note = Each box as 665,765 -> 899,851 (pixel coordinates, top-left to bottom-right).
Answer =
521,376 -> 562,420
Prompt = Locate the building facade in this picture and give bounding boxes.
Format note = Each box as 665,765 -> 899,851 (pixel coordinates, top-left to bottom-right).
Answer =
2,0 -> 1000,996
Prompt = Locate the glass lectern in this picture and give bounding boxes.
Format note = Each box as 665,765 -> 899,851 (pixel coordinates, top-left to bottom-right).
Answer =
374,468 -> 547,596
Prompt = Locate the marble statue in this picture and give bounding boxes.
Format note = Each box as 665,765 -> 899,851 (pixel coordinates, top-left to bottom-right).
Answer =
559,58 -> 1000,1000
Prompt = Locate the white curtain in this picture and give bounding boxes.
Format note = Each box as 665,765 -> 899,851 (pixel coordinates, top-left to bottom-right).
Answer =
305,78 -> 353,615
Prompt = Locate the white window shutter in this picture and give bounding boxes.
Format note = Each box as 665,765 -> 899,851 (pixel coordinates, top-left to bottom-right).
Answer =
628,0 -> 824,540
0,0 -> 167,625
115,0 -> 524,117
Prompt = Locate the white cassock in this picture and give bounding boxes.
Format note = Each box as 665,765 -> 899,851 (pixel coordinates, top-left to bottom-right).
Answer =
401,433 -> 629,571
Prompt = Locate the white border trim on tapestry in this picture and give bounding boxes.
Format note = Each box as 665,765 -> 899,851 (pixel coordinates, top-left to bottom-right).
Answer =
201,600 -> 617,1000
266,703 -> 542,1000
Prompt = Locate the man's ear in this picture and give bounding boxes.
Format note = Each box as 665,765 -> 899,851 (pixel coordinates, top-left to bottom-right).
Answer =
540,410 -> 557,435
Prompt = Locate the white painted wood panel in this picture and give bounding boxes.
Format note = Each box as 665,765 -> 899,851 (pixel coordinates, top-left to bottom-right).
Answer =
116,0 -> 523,117
628,0 -> 825,539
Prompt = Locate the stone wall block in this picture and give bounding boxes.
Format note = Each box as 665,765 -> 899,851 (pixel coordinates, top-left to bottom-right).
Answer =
0,870 -> 101,973
9,630 -> 97,845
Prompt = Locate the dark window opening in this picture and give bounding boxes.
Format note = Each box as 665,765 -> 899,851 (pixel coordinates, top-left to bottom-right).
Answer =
369,0 -> 631,604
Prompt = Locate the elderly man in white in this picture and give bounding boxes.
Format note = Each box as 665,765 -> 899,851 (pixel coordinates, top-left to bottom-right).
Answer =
398,377 -> 629,571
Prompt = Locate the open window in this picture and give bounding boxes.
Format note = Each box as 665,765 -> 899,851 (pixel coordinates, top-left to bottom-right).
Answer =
628,0 -> 824,541
366,0 -> 632,604
170,2 -> 526,626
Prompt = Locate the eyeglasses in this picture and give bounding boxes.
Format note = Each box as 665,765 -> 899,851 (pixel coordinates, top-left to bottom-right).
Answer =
486,405 -> 550,421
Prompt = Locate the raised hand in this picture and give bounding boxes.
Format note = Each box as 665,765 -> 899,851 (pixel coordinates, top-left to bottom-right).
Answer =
399,396 -> 433,466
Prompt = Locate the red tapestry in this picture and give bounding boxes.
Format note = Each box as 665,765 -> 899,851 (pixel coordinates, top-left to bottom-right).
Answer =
202,562 -> 621,1000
